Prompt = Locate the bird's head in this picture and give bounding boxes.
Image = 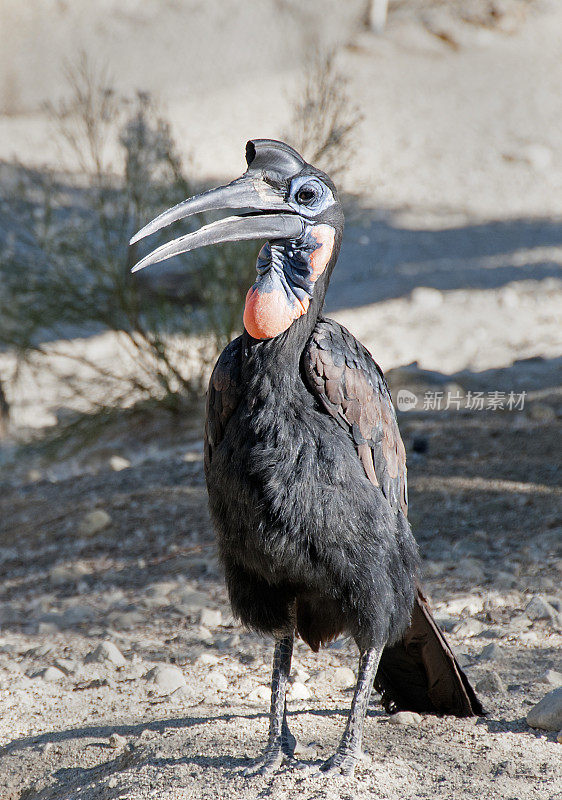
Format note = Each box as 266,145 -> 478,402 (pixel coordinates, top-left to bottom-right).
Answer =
130,139 -> 344,340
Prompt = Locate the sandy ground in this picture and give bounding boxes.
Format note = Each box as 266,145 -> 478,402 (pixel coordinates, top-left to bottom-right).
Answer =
0,3 -> 561,799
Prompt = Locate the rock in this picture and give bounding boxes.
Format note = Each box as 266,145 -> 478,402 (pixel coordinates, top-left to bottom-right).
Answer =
197,653 -> 220,666
478,643 -> 503,662
145,664 -> 186,693
453,651 -> 471,668
410,287 -> 443,309
293,740 -> 319,759
54,658 -> 77,675
287,681 -> 311,701
207,670 -> 228,690
169,684 -> 195,702
434,614 -> 456,632
388,711 -> 422,725
506,614 -> 532,633
48,562 -> 90,586
85,641 -> 126,667
196,625 -> 213,642
79,510 -> 111,537
290,667 -> 311,684
333,667 -> 355,689
541,669 -> 562,688
40,666 -> 66,683
475,671 -> 505,694
525,596 -> 559,624
199,608 -> 222,628
247,685 -> 270,702
109,456 -> 131,472
526,688 -> 562,731
519,631 -> 539,644
443,596 -> 484,616
453,618 -> 486,638
108,610 -> 144,630
109,733 -> 127,749
145,581 -> 178,599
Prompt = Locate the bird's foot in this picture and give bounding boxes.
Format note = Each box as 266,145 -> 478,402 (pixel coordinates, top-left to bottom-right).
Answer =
315,748 -> 360,777
241,740 -> 296,777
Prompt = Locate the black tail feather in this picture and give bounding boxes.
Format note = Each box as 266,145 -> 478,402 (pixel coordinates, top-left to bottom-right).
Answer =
374,586 -> 485,717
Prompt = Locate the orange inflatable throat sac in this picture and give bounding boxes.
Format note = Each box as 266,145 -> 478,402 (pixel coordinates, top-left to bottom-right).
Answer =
243,224 -> 335,340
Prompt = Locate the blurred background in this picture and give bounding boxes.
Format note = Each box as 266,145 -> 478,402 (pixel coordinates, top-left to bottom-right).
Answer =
0,3 -> 561,798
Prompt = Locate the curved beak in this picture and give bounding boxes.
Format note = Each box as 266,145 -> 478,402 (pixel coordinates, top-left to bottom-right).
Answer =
129,176 -> 303,273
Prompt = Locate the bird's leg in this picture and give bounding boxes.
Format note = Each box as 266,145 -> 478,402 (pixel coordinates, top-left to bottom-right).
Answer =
242,634 -> 295,776
318,645 -> 382,777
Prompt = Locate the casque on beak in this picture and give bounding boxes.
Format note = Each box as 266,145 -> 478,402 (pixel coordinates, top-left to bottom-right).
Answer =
129,174 -> 304,274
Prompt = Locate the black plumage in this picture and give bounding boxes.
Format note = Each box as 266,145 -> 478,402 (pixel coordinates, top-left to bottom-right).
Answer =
132,139 -> 483,777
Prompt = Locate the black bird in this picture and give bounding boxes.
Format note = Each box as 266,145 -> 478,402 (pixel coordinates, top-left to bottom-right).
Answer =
131,140 -> 483,776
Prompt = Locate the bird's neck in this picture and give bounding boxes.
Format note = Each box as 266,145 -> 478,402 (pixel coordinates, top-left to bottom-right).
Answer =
242,227 -> 335,343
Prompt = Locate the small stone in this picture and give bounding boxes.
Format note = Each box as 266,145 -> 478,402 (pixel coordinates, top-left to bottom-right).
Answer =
526,688 -> 562,731
519,631 -> 540,644
79,510 -> 111,537
453,618 -> 486,638
54,658 -> 77,675
287,681 -> 311,701
478,643 -> 503,662
197,653 -> 220,666
443,596 -> 484,616
108,777 -> 118,789
48,562 -> 90,586
294,741 -> 319,758
85,641 -> 126,667
145,664 -> 186,693
196,625 -> 213,642
109,456 -> 131,472
525,596 -> 558,623
475,671 -> 505,694
410,287 -> 443,309
207,670 -> 228,691
454,651 -> 471,668
199,608 -> 222,628
541,670 -> 562,688
508,614 -> 532,632
109,733 -> 127,749
388,711 -> 422,725
40,666 -> 66,683
169,684 -> 195,701
41,742 -> 53,755
290,667 -> 311,684
108,610 -> 144,630
333,667 -> 355,689
434,615 -> 456,632
247,685 -> 270,702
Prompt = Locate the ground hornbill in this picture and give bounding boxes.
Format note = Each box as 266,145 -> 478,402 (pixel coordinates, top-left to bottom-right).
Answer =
131,139 -> 483,776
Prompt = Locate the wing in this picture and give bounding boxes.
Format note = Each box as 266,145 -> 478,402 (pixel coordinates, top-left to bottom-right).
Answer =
304,318 -> 484,717
204,336 -> 243,474
303,317 -> 408,516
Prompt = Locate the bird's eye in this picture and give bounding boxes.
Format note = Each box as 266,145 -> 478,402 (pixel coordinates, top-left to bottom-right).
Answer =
296,186 -> 316,205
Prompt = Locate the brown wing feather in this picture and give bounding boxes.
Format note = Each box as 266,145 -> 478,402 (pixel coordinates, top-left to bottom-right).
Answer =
304,318 -> 408,516
304,318 -> 483,717
204,337 -> 243,474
